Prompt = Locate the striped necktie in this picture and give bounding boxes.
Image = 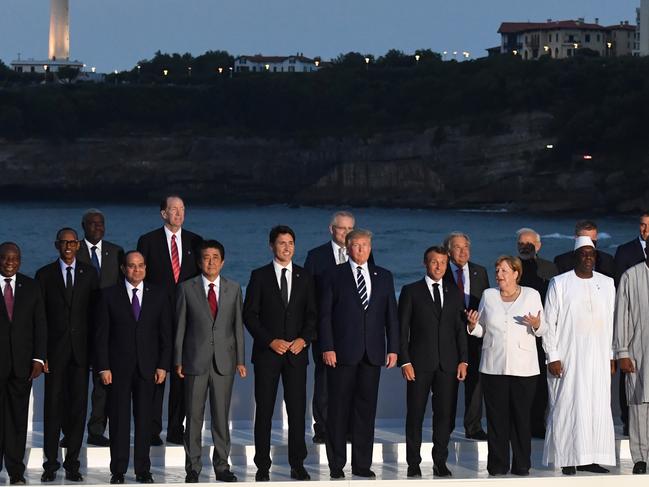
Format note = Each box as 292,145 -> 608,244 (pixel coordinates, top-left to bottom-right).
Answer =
356,266 -> 368,310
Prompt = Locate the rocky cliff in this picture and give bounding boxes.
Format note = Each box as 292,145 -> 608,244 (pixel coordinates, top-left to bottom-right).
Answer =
0,111 -> 644,212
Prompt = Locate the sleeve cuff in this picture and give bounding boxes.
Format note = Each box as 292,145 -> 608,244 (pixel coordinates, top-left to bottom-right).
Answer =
547,350 -> 561,363
32,359 -> 44,365
401,362 -> 412,368
617,350 -> 630,359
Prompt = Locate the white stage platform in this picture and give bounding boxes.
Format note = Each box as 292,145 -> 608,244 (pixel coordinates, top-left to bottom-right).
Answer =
12,424 -> 644,486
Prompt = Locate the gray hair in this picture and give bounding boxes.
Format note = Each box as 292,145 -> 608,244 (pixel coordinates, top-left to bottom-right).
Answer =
443,231 -> 471,252
516,227 -> 541,243
345,229 -> 373,246
330,210 -> 355,227
82,208 -> 104,224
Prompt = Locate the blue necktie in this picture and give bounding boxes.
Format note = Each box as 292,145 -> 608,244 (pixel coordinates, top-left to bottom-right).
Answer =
132,288 -> 141,321
91,246 -> 101,276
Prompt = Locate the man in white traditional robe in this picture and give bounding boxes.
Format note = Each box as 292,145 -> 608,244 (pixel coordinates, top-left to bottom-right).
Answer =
542,235 -> 616,475
614,242 -> 649,475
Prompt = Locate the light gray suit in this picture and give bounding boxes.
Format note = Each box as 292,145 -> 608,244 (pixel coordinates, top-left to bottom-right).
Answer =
175,274 -> 245,475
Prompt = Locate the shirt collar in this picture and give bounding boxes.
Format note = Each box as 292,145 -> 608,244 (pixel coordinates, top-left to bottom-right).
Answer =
201,274 -> 221,288
164,225 -> 182,240
349,258 -> 368,273
331,240 -> 345,253
0,274 -> 16,284
59,258 -> 76,271
273,260 -> 293,273
450,261 -> 466,272
639,236 -> 647,248
85,239 -> 102,252
425,275 -> 443,287
124,279 -> 144,295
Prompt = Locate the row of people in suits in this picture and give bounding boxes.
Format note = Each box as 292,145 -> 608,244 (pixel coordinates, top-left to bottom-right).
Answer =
0,198 -> 645,483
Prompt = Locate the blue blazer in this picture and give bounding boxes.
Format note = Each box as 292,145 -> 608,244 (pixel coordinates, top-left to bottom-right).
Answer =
318,262 -> 399,366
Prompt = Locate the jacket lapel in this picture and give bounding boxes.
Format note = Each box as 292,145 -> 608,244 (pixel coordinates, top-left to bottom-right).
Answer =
266,264 -> 286,308
180,231 -> 195,278
157,228 -> 175,282
191,277 -> 214,323
346,264 -> 365,310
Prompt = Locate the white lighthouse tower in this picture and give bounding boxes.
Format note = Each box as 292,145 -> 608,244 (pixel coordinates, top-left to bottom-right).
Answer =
10,0 -> 84,75
49,0 -> 70,61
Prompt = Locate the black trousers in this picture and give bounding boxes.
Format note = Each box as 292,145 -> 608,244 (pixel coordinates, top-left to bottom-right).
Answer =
108,370 -> 155,475
87,369 -> 108,437
43,355 -> 88,473
0,373 -> 32,477
464,335 -> 484,435
530,338 -> 548,436
482,373 -> 537,475
405,368 -> 458,467
325,357 -> 380,472
311,345 -> 327,436
253,358 -> 307,470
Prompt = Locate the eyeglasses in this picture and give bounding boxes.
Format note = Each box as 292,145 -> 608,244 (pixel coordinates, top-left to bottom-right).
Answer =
57,240 -> 79,247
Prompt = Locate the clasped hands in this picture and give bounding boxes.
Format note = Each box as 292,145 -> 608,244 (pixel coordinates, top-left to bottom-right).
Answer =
270,338 -> 306,355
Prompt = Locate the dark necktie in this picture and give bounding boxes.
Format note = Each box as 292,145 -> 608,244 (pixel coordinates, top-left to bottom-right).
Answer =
90,245 -> 101,276
65,266 -> 73,301
456,267 -> 464,295
132,288 -> 141,321
280,268 -> 289,307
356,266 -> 368,310
432,283 -> 442,317
208,283 -> 218,319
3,278 -> 13,321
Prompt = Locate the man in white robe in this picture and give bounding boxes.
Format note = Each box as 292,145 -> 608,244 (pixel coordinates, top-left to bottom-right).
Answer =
614,244 -> 649,475
542,236 -> 616,475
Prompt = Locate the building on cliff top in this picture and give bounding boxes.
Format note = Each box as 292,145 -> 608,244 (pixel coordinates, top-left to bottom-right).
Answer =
234,53 -> 322,73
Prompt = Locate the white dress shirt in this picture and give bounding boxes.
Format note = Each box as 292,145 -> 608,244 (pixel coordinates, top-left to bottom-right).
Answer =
59,258 -> 76,285
85,239 -> 103,267
349,259 -> 371,302
124,280 -> 144,306
272,260 -> 292,301
640,236 -> 647,254
201,274 -> 221,299
164,226 -> 183,266
424,275 -> 444,307
331,241 -> 347,265
449,261 -> 470,307
0,274 -> 15,296
469,287 -> 545,376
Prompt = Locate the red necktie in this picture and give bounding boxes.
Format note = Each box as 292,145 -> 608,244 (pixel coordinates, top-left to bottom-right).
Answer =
456,267 -> 465,295
171,234 -> 181,284
3,278 -> 13,321
208,283 -> 218,319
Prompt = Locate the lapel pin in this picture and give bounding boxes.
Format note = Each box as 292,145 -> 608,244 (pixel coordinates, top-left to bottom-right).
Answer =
296,273 -> 300,278
373,272 -> 378,276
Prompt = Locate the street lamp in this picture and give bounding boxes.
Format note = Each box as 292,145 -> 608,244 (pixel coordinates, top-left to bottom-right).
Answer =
415,54 -> 420,65
364,56 -> 370,71
163,69 -> 168,76
188,66 -> 192,77
462,51 -> 470,59
573,42 -> 579,49
229,66 -> 233,78
218,67 -> 223,74
512,50 -> 518,56
264,64 -> 270,71
43,64 -> 48,83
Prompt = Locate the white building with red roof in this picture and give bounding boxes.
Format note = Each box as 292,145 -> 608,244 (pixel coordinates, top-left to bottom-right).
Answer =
234,53 -> 321,73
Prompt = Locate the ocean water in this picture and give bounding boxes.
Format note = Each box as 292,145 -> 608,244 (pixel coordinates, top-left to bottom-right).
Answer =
2,202 -> 635,423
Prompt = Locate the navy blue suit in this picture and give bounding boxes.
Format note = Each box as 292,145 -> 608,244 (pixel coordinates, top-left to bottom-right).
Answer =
303,242 -> 374,437
318,261 -> 398,472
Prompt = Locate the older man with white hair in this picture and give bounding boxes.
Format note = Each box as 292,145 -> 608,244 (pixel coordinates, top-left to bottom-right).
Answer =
542,236 -> 616,475
516,227 -> 557,438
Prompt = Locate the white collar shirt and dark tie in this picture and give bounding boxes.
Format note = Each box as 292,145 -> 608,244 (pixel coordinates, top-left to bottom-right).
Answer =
58,258 -> 76,286
424,275 -> 444,308
331,241 -> 348,265
124,280 -> 144,306
201,274 -> 220,298
2,273 -> 44,364
349,259 -> 371,304
272,260 -> 292,302
639,236 -> 647,254
449,261 -> 470,307
85,239 -> 103,268
164,226 -> 183,266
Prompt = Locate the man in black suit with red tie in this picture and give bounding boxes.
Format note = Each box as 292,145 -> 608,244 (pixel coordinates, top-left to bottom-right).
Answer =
0,242 -> 47,485
319,229 -> 399,479
399,246 -> 468,478
136,195 -> 202,445
36,228 -> 99,482
243,226 -> 317,482
443,232 -> 489,441
95,251 -> 172,484
303,210 -> 375,444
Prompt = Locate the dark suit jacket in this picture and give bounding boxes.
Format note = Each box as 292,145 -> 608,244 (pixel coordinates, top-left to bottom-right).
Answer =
615,237 -> 645,285
94,282 -> 172,379
0,273 -> 47,379
443,261 -> 490,311
318,262 -> 399,366
243,263 -> 317,366
136,227 -> 202,302
398,279 -> 467,372
554,249 -> 615,279
78,239 -> 124,289
520,256 -> 558,303
35,260 -> 99,369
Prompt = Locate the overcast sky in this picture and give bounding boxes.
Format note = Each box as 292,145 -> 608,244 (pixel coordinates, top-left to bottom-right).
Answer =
0,0 -> 640,72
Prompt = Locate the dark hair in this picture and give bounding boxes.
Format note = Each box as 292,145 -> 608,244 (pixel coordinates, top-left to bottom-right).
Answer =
121,250 -> 146,266
641,211 -> 649,218
56,227 -> 78,241
575,220 -> 598,234
0,241 -> 21,255
159,194 -> 184,211
423,245 -> 448,262
269,225 -> 295,244
198,239 -> 225,260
